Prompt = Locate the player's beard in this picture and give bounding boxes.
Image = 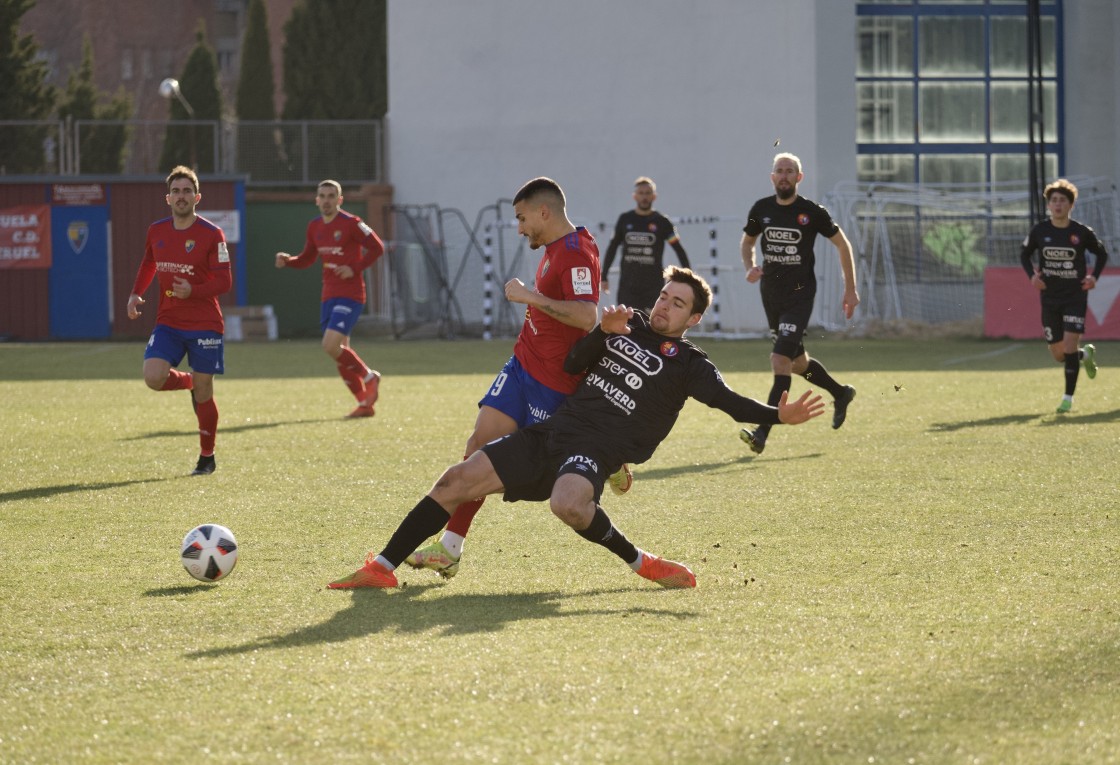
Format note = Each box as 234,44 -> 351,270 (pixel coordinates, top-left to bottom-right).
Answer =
172,201 -> 195,220
775,185 -> 796,201
650,310 -> 673,334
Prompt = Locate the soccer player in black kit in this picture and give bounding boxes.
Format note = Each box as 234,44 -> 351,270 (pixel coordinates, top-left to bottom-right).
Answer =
1020,178 -> 1108,413
601,177 -> 690,311
738,153 -> 860,455
328,267 -> 824,591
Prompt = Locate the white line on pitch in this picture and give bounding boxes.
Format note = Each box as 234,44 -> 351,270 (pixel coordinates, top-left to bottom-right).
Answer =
942,343 -> 1024,366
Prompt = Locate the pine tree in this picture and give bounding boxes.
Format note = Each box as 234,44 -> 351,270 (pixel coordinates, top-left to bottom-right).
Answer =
0,0 -> 57,173
236,0 -> 275,121
280,0 -> 386,181
57,36 -> 132,174
281,0 -> 387,120
159,20 -> 224,173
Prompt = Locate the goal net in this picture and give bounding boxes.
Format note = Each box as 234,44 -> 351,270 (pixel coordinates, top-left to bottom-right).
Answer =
822,176 -> 1120,333
377,178 -> 1119,340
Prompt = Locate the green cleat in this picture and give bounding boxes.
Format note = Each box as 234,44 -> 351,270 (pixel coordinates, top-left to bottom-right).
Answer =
405,540 -> 460,579
608,464 -> 633,496
1082,344 -> 1097,380
1056,399 -> 1072,414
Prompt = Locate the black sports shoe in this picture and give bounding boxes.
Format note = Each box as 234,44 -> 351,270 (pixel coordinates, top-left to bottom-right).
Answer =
832,385 -> 856,430
739,428 -> 766,455
191,454 -> 216,476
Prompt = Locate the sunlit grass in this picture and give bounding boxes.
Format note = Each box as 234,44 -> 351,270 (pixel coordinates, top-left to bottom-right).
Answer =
1,338 -> 1117,764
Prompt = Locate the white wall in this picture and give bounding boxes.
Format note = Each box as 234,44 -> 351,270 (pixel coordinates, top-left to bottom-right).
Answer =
1063,0 -> 1120,187
387,0 -> 858,228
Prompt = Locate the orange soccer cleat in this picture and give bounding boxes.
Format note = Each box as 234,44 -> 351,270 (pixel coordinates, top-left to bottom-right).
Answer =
635,553 -> 696,589
327,554 -> 399,589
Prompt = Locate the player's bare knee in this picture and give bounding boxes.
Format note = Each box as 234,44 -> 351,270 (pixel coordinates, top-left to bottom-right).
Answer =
431,464 -> 471,506
322,337 -> 342,358
143,371 -> 167,390
549,499 -> 583,529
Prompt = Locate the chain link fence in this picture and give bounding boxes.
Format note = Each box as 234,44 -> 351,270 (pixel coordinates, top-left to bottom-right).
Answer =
0,118 -> 383,186
823,176 -> 1120,328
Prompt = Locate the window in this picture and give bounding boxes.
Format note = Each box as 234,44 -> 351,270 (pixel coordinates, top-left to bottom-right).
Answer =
856,1 -> 1062,185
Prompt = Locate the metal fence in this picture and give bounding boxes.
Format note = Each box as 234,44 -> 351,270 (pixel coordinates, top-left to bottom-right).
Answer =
823,176 -> 1120,327
383,179 -> 1120,340
0,118 -> 384,186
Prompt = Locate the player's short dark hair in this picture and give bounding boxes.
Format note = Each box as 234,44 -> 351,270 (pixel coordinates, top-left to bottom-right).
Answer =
166,165 -> 199,194
513,177 -> 566,211
663,266 -> 712,316
1044,178 -> 1077,204
318,179 -> 343,196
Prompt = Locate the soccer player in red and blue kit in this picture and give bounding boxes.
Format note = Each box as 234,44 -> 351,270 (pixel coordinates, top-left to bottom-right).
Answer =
275,180 -> 386,418
127,166 -> 230,476
405,177 -> 606,578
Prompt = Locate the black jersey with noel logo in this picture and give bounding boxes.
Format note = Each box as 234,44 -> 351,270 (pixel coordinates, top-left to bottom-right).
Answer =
602,210 -> 689,308
1019,218 -> 1109,299
546,311 -> 779,467
744,195 -> 840,297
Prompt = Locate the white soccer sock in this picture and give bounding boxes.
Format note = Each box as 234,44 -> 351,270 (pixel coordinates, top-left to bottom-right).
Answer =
374,554 -> 396,571
440,531 -> 465,558
628,548 -> 647,571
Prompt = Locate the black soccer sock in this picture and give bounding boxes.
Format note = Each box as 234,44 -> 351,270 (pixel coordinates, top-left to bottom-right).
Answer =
1064,353 -> 1080,396
756,375 -> 792,438
379,495 -> 451,568
575,505 -> 640,566
801,359 -> 843,398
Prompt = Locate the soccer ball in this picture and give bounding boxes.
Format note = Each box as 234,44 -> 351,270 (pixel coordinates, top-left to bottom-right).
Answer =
181,524 -> 239,582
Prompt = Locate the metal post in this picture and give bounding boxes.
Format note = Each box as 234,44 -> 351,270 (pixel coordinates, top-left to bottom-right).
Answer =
708,226 -> 721,336
482,224 -> 494,341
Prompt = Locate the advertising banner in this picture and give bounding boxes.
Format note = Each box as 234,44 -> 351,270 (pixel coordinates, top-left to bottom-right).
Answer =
0,205 -> 51,269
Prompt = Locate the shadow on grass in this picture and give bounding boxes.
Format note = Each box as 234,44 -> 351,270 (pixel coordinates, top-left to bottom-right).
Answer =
635,453 -> 825,483
144,584 -> 217,596
187,586 -> 698,659
930,407 -> 1120,432
0,477 -> 166,504
1037,407 -> 1120,426
929,413 -> 1042,432
119,417 -> 342,442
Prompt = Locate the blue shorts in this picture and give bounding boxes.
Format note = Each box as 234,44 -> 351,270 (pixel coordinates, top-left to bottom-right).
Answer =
479,356 -> 568,429
321,298 -> 365,336
145,324 -> 225,375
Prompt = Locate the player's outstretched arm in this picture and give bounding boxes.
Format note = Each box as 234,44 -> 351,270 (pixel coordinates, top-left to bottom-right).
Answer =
776,390 -> 825,424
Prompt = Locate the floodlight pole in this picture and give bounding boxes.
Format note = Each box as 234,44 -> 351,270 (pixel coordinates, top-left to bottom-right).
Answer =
159,78 -> 197,170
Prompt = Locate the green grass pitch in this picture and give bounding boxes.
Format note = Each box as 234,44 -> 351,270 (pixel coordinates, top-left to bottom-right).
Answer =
1,338 -> 1117,764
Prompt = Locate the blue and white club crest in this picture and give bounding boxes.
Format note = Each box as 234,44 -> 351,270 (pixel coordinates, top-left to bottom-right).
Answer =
67,221 -> 89,254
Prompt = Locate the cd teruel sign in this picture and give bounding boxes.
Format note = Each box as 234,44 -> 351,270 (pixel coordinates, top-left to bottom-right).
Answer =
0,205 -> 51,270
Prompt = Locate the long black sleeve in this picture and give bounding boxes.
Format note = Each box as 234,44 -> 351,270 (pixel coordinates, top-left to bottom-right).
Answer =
707,382 -> 781,426
670,239 -> 690,269
563,325 -> 610,376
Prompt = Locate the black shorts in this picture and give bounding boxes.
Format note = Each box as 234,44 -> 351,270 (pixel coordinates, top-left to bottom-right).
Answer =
1040,292 -> 1087,343
481,425 -> 612,504
762,288 -> 815,359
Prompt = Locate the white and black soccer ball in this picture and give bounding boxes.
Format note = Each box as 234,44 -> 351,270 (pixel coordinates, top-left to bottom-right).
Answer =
181,524 -> 239,582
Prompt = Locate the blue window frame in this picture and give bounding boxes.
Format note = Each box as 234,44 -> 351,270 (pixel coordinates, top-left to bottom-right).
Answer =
856,1 -> 1063,185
